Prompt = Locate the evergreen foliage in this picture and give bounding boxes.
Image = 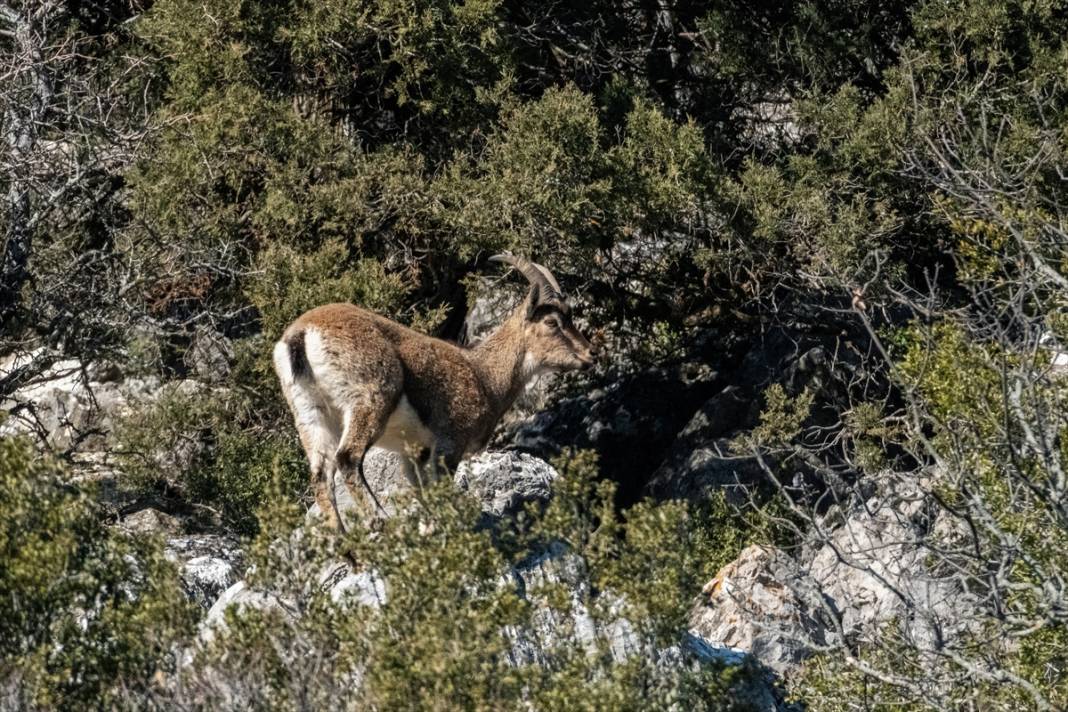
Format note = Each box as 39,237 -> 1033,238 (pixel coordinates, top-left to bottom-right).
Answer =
0,438 -> 196,708
174,452 -> 762,710
2,0 -> 1067,708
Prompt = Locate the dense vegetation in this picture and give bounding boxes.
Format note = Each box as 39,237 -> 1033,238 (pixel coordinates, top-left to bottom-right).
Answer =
2,0 -> 1067,708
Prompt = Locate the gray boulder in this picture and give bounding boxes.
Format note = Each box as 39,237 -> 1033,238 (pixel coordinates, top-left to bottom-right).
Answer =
198,580 -> 298,645
462,284 -> 515,346
186,326 -> 234,384
122,507 -> 183,536
318,561 -> 388,607
454,451 -> 557,519
803,481 -> 974,654
689,544 -> 831,675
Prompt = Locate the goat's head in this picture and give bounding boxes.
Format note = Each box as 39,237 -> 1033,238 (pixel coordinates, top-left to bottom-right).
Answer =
490,253 -> 597,372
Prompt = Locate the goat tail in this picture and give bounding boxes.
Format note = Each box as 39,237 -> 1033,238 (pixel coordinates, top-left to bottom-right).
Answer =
287,330 -> 312,381
274,329 -> 313,385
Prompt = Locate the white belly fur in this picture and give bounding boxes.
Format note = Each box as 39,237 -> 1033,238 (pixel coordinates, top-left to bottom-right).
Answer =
377,396 -> 435,454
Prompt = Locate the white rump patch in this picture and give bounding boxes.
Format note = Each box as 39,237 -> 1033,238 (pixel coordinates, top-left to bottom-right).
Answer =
272,340 -> 292,385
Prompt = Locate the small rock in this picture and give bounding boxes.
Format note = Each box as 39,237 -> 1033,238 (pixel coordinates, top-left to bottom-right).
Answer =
122,507 -> 183,537
199,581 -> 297,644
316,560 -> 386,604
187,327 -> 234,383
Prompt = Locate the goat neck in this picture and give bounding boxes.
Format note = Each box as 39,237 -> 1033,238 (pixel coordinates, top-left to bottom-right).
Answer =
468,302 -> 535,416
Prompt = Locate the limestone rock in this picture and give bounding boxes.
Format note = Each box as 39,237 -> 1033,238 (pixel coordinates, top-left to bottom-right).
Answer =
0,349 -> 162,453
462,286 -> 515,346
306,447 -> 414,522
122,507 -> 183,537
692,482 -> 978,676
318,561 -> 388,607
804,483 -> 973,653
166,534 -> 247,609
199,580 -> 297,645
690,544 -> 830,675
186,326 -> 234,383
454,451 -> 558,519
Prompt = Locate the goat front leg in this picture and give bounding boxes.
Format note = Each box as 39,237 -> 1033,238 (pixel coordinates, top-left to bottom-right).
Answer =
408,444 -> 463,537
407,441 -> 461,490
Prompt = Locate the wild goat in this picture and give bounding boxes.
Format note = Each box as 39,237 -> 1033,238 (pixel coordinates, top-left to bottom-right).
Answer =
272,254 -> 596,529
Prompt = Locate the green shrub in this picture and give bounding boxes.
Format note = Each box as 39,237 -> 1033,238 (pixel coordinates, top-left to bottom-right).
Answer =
245,239 -> 412,341
115,381 -> 306,535
0,438 -> 195,708
175,450 -> 767,710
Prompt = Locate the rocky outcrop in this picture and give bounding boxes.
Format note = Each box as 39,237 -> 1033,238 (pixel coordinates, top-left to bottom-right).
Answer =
205,451 -> 559,644
0,350 -> 160,453
198,449 -> 781,708
197,580 -> 297,646
691,479 -> 976,676
801,481 -> 973,654
237,450 -> 562,631
644,386 -> 764,503
117,506 -> 247,610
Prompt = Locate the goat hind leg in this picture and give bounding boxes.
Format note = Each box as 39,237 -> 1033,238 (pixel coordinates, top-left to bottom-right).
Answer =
310,448 -> 345,532
335,399 -> 392,521
287,387 -> 344,531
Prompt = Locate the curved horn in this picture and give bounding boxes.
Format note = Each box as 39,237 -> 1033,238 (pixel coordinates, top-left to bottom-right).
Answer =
489,253 -> 564,305
530,261 -> 563,297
